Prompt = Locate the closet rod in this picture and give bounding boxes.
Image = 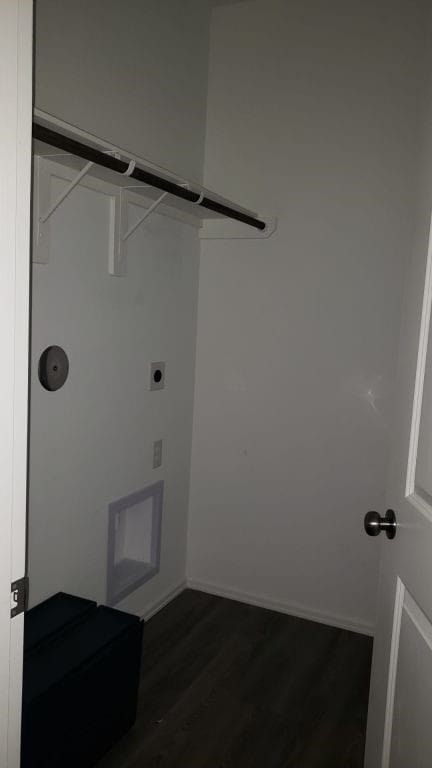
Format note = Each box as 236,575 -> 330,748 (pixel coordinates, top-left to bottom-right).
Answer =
32,123 -> 267,231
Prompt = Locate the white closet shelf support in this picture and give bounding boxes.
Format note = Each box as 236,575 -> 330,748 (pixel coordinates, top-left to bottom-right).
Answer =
39,160 -> 94,224
121,190 -> 168,242
32,110 -> 277,271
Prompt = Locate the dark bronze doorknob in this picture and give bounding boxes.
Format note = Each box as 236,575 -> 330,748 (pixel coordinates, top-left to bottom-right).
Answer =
364,509 -> 397,539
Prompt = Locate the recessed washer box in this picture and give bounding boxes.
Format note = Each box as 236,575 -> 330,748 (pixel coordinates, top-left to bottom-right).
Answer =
107,481 -> 163,605
149,361 -> 166,390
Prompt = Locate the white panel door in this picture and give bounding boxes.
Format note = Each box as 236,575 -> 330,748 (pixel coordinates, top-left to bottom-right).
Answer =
365,209 -> 432,768
0,1 -> 32,765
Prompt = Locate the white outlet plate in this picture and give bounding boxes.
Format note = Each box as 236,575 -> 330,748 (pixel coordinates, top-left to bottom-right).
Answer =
153,439 -> 163,469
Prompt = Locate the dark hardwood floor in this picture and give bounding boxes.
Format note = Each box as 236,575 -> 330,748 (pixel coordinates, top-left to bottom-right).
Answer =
97,589 -> 373,768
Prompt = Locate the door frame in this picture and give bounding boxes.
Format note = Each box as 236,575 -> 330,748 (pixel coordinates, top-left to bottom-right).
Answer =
0,1 -> 33,765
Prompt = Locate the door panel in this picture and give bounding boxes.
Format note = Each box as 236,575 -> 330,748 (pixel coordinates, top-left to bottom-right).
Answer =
414,286 -> 432,498
389,587 -> 432,768
365,212 -> 432,767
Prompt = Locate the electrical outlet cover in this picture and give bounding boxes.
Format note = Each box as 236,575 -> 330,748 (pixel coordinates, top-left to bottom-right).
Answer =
153,439 -> 163,469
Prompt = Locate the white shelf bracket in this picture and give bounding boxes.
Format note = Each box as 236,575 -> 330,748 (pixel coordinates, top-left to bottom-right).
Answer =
122,190 -> 168,242
33,157 -> 94,264
110,189 -> 169,277
108,188 -> 128,277
39,161 -> 94,224
33,155 -> 50,264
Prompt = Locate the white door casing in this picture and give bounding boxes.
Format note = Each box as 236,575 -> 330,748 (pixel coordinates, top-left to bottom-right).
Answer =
365,197 -> 432,764
0,1 -> 33,765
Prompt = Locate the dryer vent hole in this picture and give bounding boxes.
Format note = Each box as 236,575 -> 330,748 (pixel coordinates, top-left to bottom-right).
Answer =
38,346 -> 69,392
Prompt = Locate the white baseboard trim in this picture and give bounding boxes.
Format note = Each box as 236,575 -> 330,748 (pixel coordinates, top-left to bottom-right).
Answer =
187,578 -> 375,637
139,580 -> 187,622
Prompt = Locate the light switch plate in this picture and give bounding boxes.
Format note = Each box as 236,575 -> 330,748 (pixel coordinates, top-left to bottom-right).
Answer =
153,439 -> 163,469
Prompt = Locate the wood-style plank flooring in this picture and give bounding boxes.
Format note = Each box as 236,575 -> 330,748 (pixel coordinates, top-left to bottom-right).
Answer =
97,589 -> 373,768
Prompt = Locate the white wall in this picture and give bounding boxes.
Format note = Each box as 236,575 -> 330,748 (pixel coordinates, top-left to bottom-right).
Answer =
187,0 -> 426,633
30,0 -> 211,615
29,172 -> 199,615
34,0 -> 212,182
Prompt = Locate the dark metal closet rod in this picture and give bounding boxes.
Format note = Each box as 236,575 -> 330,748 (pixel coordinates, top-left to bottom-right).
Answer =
32,123 -> 266,231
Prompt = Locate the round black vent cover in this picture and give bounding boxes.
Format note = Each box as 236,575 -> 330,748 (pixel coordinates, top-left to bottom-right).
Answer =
38,346 -> 69,391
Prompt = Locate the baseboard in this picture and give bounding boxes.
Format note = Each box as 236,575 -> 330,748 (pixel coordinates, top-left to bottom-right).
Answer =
187,578 -> 375,637
139,580 -> 187,622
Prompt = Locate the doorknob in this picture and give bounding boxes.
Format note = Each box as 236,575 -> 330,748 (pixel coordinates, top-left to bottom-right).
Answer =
364,509 -> 397,540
